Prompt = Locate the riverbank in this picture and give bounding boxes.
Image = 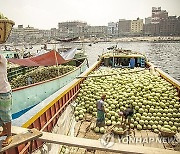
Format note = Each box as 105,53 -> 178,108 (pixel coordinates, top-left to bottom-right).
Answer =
76,36 -> 180,43
114,36 -> 180,43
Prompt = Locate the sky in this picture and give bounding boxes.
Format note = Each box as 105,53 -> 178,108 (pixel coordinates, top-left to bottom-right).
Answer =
0,0 -> 180,29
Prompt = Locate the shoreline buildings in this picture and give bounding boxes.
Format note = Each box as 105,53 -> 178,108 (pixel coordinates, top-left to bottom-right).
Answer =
7,7 -> 180,43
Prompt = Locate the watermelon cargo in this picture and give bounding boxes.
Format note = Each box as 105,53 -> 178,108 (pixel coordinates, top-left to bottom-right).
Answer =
8,48 -> 180,154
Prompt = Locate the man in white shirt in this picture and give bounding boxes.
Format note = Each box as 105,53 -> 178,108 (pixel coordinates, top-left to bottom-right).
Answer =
0,54 -> 13,146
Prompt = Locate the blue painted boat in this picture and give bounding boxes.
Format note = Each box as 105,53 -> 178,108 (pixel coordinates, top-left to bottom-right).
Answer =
11,58 -> 88,119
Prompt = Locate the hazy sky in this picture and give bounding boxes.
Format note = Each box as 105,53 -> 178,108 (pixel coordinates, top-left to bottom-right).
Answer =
0,0 -> 180,29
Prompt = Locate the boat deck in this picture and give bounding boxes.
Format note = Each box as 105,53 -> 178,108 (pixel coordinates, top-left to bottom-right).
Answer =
59,114 -> 180,154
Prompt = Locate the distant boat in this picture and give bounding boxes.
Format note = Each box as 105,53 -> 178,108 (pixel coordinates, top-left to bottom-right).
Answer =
0,45 -> 21,59
7,49 -> 88,119
107,45 -> 117,50
56,37 -> 79,42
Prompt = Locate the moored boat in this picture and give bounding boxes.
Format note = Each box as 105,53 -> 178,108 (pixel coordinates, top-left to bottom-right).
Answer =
7,49 -> 88,119
8,48 -> 180,154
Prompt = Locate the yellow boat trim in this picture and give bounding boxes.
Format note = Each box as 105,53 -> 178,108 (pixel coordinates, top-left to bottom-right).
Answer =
102,53 -> 145,58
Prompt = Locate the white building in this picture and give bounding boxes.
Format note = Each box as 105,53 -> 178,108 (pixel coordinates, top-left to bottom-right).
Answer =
107,22 -> 118,37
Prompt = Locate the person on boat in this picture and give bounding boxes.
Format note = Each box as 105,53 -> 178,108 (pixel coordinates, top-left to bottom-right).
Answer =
119,108 -> 134,130
109,59 -> 113,67
0,54 -> 13,146
96,94 -> 106,127
149,65 -> 160,76
27,76 -> 33,85
129,57 -> 135,69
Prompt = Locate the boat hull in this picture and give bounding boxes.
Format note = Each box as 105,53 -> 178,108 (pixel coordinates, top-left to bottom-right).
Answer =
8,59 -> 180,154
12,59 -> 88,119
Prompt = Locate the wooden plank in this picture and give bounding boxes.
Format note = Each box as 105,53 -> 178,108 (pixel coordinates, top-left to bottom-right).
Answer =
134,130 -> 143,146
158,133 -> 174,150
95,150 -> 117,154
85,130 -> 100,140
146,131 -> 160,148
11,126 -> 180,154
76,147 -> 86,154
127,129 -> 136,145
39,131 -> 180,154
89,121 -> 96,131
69,121 -> 82,154
70,121 -> 91,154
173,133 -> 180,151
74,121 -> 82,137
140,130 -> 149,147
79,122 -> 91,133
0,128 -> 42,153
153,132 -> 164,149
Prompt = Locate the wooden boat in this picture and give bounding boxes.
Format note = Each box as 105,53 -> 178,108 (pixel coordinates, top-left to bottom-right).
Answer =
7,49 -> 88,119
0,50 -> 20,59
56,37 -> 79,42
5,48 -> 180,153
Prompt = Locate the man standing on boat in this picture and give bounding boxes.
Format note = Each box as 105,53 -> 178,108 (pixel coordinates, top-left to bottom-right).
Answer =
0,54 -> 13,146
96,94 -> 106,127
130,57 -> 135,69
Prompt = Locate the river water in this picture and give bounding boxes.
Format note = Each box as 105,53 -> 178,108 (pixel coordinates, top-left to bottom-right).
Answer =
85,42 -> 180,82
22,41 -> 180,82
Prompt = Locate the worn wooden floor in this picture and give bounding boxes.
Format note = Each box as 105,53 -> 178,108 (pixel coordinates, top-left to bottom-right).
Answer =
59,114 -> 180,154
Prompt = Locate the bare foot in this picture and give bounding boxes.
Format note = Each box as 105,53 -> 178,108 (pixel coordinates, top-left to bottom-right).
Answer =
0,131 -> 7,137
2,136 -> 13,147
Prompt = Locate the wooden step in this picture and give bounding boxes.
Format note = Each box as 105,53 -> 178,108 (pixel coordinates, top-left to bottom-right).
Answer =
11,126 -> 180,154
0,128 -> 42,153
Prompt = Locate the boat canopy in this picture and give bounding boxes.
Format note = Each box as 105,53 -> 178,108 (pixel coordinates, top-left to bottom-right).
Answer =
8,50 -> 68,66
60,47 -> 77,60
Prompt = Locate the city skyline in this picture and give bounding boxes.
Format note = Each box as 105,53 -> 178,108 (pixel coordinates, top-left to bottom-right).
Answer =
1,0 -> 180,29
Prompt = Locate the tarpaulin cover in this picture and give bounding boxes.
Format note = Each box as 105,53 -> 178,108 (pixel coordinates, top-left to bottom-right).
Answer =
60,47 -> 77,60
8,50 -> 68,66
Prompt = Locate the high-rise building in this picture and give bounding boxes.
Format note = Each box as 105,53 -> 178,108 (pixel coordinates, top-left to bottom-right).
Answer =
58,21 -> 87,38
118,18 -> 143,36
159,16 -> 180,36
144,7 -> 180,36
152,7 -> 168,23
86,26 -> 108,38
118,19 -> 131,36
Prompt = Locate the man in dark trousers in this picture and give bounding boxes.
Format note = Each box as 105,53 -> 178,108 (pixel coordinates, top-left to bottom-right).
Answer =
119,108 -> 134,130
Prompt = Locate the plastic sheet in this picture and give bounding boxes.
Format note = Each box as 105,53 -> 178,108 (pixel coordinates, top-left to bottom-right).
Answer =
8,50 -> 67,66
34,102 -> 77,154
60,47 -> 77,60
